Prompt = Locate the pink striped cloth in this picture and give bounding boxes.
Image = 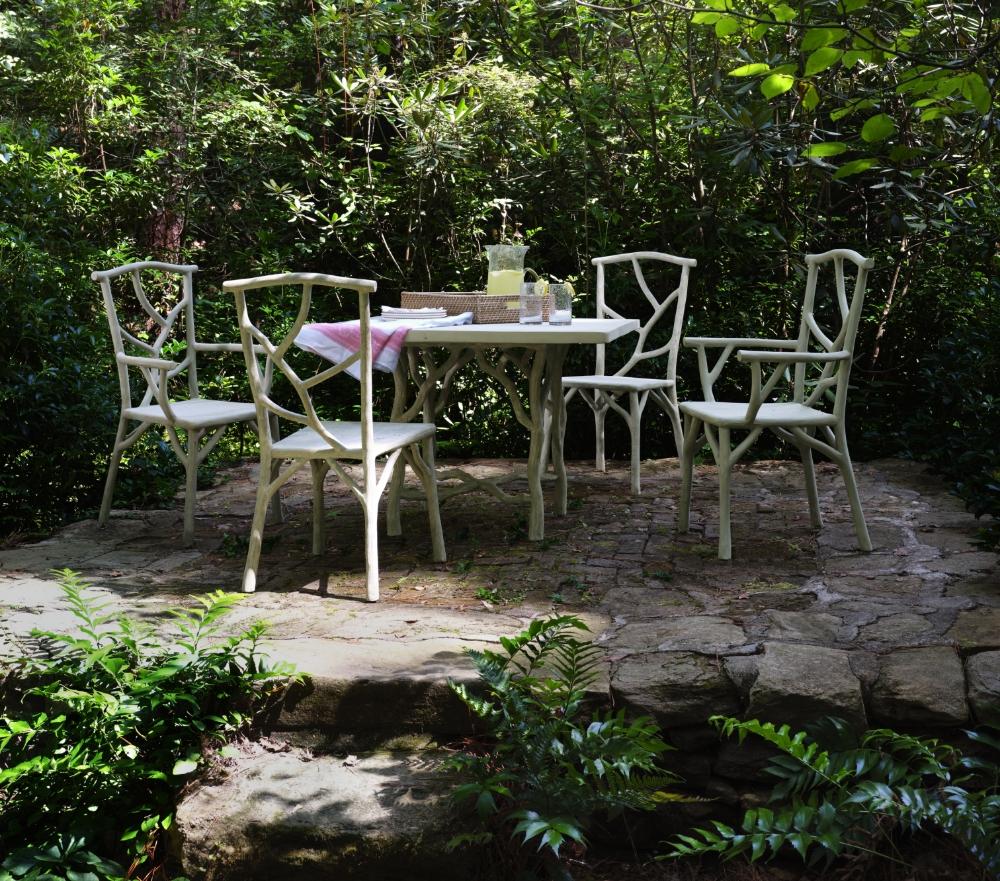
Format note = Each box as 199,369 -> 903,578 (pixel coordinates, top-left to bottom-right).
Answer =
295,313 -> 473,378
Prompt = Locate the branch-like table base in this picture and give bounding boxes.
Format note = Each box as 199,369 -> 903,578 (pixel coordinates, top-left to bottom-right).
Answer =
384,319 -> 638,542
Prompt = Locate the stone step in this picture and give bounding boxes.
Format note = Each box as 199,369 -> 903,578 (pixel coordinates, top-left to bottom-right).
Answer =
258,606 -> 611,738
0,572 -> 611,739
168,745 -> 474,881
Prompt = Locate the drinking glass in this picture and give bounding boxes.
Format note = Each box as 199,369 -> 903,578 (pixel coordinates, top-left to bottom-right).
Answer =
548,283 -> 572,325
519,282 -> 544,324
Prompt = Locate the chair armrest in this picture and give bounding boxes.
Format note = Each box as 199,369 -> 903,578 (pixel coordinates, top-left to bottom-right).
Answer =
741,350 -> 849,422
684,336 -> 798,349
737,349 -> 850,363
116,354 -> 179,421
685,337 -> 799,401
117,353 -> 179,370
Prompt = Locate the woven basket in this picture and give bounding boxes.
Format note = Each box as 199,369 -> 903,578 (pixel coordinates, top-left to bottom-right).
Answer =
400,291 -> 548,324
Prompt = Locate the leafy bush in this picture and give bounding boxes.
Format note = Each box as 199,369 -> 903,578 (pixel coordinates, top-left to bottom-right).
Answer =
0,569 -> 299,879
1,0 -> 996,537
669,716 -> 1000,875
447,615 -> 680,879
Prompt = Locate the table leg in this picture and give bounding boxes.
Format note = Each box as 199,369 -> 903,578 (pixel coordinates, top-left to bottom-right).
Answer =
548,344 -> 569,516
526,345 -> 548,541
386,357 -> 411,536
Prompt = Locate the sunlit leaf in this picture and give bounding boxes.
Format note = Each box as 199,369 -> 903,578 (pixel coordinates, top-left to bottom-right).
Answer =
833,158 -> 879,179
769,4 -> 797,22
171,757 -> 199,775
801,27 -> 844,51
830,99 -> 873,120
920,106 -> 951,121
715,16 -> 741,36
805,47 -> 843,76
729,63 -> 771,77
802,142 -> 849,158
761,73 -> 795,99
860,113 -> 896,142
963,73 -> 991,114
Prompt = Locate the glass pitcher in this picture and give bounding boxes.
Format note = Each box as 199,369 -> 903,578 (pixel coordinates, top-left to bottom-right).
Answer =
485,244 -> 537,295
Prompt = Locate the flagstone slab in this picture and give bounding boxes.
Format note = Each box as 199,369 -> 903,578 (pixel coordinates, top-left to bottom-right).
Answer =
611,651 -> 741,727
870,646 -> 968,726
170,747 -> 469,881
762,610 -> 843,644
966,651 -> 1000,727
857,613 -> 936,646
946,609 -> 1000,651
747,642 -> 866,730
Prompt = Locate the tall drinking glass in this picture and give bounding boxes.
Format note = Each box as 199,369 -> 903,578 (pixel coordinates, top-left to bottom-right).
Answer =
519,282 -> 544,324
548,284 -> 572,325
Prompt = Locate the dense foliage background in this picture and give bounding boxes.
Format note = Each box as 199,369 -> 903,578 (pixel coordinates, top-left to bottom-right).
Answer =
1,0 -> 997,541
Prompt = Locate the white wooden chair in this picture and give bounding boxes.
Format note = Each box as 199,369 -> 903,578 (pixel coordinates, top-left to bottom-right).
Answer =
224,271 -> 446,599
561,251 -> 696,494
678,248 -> 875,559
94,260 -> 268,547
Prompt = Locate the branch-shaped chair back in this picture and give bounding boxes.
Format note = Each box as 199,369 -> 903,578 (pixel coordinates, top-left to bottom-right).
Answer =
793,249 -> 874,419
92,261 -> 200,411
223,272 -> 377,456
592,251 -> 696,382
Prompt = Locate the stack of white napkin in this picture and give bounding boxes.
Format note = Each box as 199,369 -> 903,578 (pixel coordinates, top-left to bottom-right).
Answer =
380,305 -> 448,320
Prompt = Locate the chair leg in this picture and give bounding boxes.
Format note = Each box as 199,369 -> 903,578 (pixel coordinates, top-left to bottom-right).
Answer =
407,445 -> 446,563
628,391 -> 642,495
362,451 -> 380,602
594,403 -> 608,472
678,415 -> 700,532
266,414 -> 284,525
182,428 -> 203,548
540,401 -> 552,474
717,426 -> 732,560
310,459 -> 327,555
242,455 -> 275,594
834,426 -> 873,552
664,395 -> 684,461
99,417 -> 131,528
797,433 -> 823,528
386,458 -> 405,536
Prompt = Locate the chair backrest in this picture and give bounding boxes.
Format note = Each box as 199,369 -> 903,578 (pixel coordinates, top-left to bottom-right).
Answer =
591,251 -> 696,380
793,249 -> 874,418
92,261 -> 200,411
223,272 -> 377,456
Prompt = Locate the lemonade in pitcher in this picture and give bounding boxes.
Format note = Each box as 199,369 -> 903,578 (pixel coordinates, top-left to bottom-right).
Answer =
486,268 -> 525,296
485,245 -> 534,297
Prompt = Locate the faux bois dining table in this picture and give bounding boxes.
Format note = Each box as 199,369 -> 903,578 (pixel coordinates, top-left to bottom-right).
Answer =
385,318 -> 639,542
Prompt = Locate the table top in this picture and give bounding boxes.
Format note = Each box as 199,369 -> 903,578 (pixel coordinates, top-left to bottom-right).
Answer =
402,317 -> 639,346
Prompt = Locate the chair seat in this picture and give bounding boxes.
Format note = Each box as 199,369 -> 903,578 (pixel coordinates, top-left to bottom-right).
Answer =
563,374 -> 674,392
124,398 -> 257,429
271,420 -> 435,458
679,400 -> 838,428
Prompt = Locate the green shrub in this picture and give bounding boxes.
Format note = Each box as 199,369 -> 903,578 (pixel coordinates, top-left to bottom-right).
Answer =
669,716 -> 1000,874
447,615 -> 681,880
0,569 -> 299,878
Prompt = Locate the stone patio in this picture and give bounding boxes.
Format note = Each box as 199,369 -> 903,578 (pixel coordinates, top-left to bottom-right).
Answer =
2,456 -> 998,743
4,455 -> 998,878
